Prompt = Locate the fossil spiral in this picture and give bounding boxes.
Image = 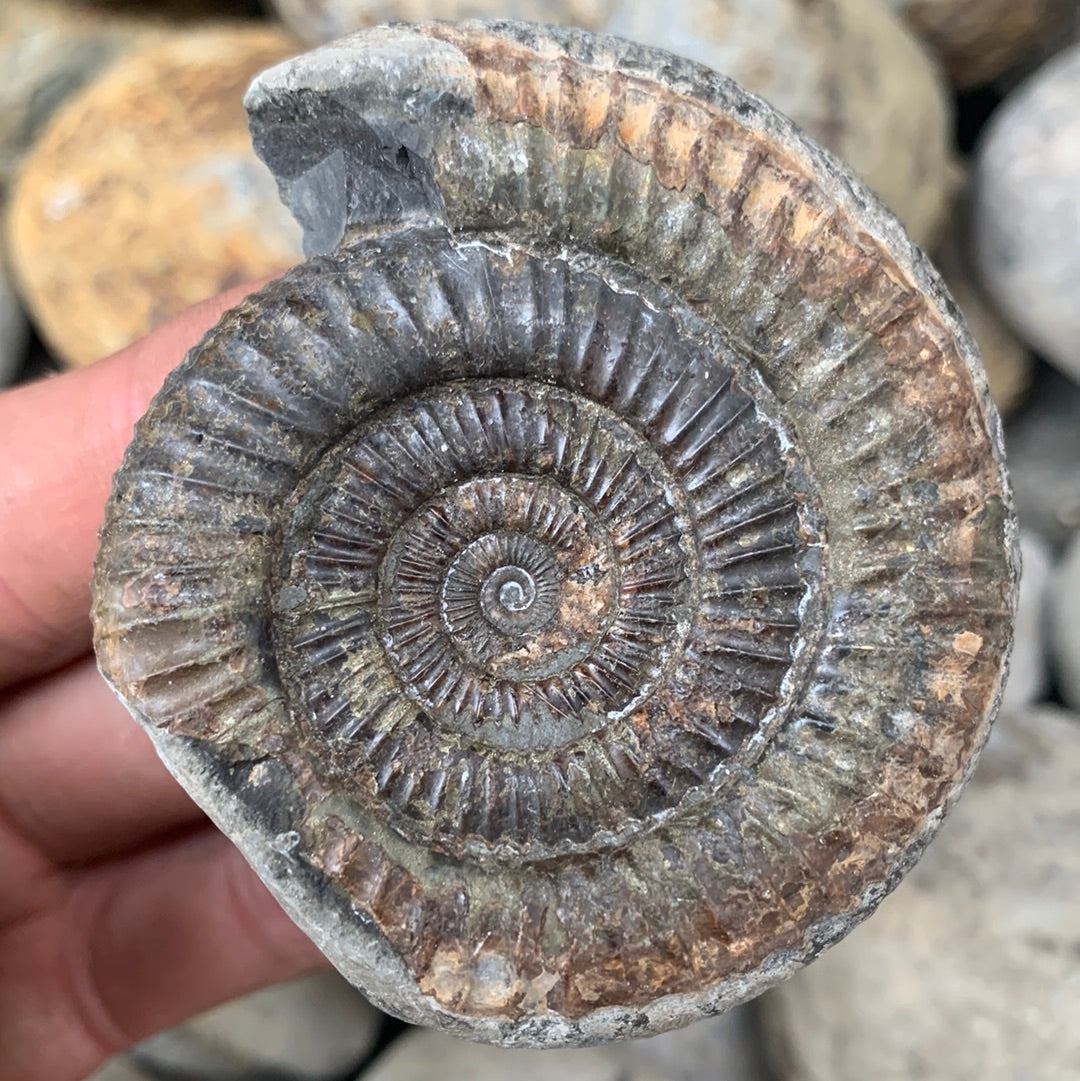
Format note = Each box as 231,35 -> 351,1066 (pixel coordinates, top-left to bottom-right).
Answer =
92,21 -> 1017,1046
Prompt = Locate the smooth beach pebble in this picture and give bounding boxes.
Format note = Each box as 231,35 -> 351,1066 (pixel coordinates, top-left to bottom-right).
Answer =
1050,533 -> 1080,711
974,44 -> 1080,385
885,0 -> 1074,87
0,0 -> 261,193
609,1007 -> 769,1081
6,25 -> 304,368
0,253 -> 29,388
1002,368 -> 1080,549
356,1029 -> 661,1081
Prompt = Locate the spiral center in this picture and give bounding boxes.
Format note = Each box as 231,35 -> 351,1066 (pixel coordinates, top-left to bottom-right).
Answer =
499,577 -> 530,611
483,566 -> 538,627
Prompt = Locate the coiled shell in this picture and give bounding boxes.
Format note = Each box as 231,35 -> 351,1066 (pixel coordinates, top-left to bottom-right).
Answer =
92,21 -> 1016,1047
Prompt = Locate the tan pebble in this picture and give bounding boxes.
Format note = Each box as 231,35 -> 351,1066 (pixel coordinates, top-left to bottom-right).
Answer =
0,0 -> 262,192
359,1029 -> 663,1081
7,24 -> 304,368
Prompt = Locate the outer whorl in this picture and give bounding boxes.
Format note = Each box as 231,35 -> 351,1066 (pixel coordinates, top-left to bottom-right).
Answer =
92,21 -> 1017,1047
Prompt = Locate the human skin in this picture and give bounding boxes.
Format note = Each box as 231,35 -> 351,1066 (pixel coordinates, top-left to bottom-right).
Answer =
0,285 -> 328,1081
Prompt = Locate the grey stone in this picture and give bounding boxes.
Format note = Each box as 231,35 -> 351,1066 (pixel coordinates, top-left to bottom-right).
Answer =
974,44 -> 1080,383
603,0 -> 952,249
1002,367 -> 1080,548
762,705 -> 1080,1081
1000,531 -> 1051,713
0,0 -> 131,194
269,0 -> 618,47
609,1006 -> 769,1081
358,1029 -> 665,1081
0,252 -> 28,388
1050,533 -> 1080,710
131,972 -> 382,1081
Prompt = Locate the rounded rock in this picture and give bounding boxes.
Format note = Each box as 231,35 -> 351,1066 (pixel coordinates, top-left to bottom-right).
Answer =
358,1029 -> 651,1081
0,0 -> 263,194
973,44 -> 1080,385
1002,368 -> 1080,548
1050,533 -> 1080,711
0,252 -> 29,388
269,0 -> 618,46
885,0 -> 1074,88
610,1006 -> 768,1081
92,22 -> 1016,1047
6,25 -> 304,368
762,705 -> 1080,1081
602,0 -> 952,249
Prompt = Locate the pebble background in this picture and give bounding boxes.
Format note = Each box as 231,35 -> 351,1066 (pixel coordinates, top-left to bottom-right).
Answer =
0,1 -> 1075,1079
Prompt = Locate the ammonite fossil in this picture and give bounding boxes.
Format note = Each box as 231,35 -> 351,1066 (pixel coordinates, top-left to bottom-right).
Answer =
92,21 -> 1017,1046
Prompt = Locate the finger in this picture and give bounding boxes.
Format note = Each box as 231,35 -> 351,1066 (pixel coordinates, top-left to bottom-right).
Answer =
72,829 -> 328,1060
0,656 -> 204,866
0,281 -> 272,692
1,828 -> 327,1081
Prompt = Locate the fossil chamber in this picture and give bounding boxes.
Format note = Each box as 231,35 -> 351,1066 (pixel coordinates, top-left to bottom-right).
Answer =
91,21 -> 1018,1048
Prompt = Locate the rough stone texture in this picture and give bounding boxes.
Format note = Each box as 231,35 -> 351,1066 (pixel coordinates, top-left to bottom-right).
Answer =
0,252 -> 28,388
92,22 -> 1016,1048
602,0 -> 952,250
974,44 -> 1080,385
130,972 -> 382,1081
885,0 -> 1074,87
931,195 -> 1031,416
1000,532 -> 1050,714
0,0 -> 262,194
359,1029 -> 663,1081
1050,533 -> 1080,711
762,704 -> 1080,1081
1001,368 -> 1080,549
6,25 -> 304,368
270,0 -> 618,46
610,1005 -> 768,1081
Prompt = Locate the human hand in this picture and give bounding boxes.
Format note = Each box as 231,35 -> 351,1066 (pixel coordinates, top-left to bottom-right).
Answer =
0,290 -> 329,1081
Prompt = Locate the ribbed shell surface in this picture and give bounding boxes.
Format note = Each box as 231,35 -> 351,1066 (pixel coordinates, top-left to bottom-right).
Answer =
92,22 -> 1017,1047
